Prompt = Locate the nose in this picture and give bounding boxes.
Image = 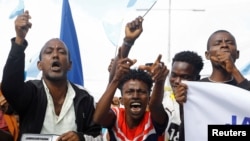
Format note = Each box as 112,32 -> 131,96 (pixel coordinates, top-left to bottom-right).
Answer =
131,91 -> 140,98
52,51 -> 59,58
221,39 -> 229,47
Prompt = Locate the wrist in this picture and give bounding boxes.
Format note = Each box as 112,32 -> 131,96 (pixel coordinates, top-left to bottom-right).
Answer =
123,39 -> 134,47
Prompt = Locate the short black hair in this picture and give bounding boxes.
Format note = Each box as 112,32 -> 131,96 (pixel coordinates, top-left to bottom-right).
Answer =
206,30 -> 237,50
172,51 -> 204,76
118,69 -> 153,94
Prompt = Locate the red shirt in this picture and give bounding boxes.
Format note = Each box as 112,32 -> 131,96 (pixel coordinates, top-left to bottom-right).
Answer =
0,110 -> 9,131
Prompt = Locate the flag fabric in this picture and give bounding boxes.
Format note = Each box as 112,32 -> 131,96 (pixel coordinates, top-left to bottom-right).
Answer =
9,0 -> 24,19
60,0 -> 84,86
241,63 -> 250,75
126,0 -> 138,8
183,81 -> 250,141
25,52 -> 41,80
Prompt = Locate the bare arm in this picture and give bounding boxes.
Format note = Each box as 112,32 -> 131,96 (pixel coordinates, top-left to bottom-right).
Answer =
210,51 -> 246,84
93,49 -> 136,127
109,16 -> 143,83
138,55 -> 169,125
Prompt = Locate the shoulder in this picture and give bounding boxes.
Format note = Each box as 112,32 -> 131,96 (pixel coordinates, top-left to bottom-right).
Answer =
26,80 -> 44,89
70,83 -> 91,95
70,83 -> 96,101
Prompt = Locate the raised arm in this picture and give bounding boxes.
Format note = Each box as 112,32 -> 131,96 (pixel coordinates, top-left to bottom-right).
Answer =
210,51 -> 250,90
109,16 -> 143,83
93,48 -> 136,127
1,11 -> 32,111
138,54 -> 169,125
15,10 -> 32,45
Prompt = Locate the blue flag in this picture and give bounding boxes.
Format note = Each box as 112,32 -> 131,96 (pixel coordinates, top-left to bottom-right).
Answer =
60,0 -> 84,86
127,0 -> 137,8
9,0 -> 24,19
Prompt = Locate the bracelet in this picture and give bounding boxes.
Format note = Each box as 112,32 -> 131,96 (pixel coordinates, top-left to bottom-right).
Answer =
123,40 -> 134,47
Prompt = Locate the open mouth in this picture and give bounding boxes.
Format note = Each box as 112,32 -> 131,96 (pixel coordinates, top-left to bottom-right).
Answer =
130,102 -> 142,113
51,61 -> 61,71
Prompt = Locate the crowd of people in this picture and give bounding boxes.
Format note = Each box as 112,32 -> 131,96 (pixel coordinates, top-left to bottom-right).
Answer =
0,10 -> 249,141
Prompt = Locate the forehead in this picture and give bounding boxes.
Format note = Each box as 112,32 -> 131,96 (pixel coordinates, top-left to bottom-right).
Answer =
43,38 -> 67,49
210,32 -> 234,41
122,79 -> 148,89
171,61 -> 195,74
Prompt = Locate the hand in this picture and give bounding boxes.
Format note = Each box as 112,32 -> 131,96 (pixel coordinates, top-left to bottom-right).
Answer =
112,47 -> 137,82
15,10 -> 32,44
138,54 -> 169,82
210,51 -> 235,73
108,58 -> 114,72
57,131 -> 80,141
0,95 -> 8,112
174,83 -> 188,105
0,95 -> 7,106
124,16 -> 143,43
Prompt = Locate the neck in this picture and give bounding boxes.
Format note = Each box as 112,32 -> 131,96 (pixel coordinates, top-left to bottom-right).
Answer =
208,76 -> 233,83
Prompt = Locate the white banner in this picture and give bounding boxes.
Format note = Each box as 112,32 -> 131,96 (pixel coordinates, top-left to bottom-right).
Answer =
183,81 -> 250,141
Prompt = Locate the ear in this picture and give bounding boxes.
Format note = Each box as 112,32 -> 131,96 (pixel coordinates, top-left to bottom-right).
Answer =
236,50 -> 239,59
67,60 -> 72,71
205,51 -> 210,60
37,61 -> 42,70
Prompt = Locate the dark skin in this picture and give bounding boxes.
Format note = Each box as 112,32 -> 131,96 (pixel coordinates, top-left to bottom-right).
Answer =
93,48 -> 169,129
169,61 -> 198,127
15,10 -> 79,141
109,16 -> 144,83
103,16 -> 168,129
94,48 -> 137,127
37,38 -> 72,116
177,32 -> 247,104
138,55 -> 169,125
205,31 -> 245,84
171,62 -> 197,105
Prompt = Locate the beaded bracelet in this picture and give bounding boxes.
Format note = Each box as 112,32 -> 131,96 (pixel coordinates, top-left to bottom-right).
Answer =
123,40 -> 134,47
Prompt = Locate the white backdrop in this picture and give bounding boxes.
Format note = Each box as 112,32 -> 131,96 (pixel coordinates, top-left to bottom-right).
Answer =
1,0 -> 250,101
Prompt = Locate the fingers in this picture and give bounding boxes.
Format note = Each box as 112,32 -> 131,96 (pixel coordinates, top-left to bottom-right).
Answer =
0,99 -> 7,106
138,54 -> 168,82
126,16 -> 143,31
154,54 -> 162,64
138,65 -> 151,72
108,58 -> 114,72
57,131 -> 79,141
174,84 -> 188,105
138,54 -> 163,74
15,10 -> 32,41
138,16 -> 143,22
152,63 -> 169,82
16,10 -> 32,28
117,47 -> 136,67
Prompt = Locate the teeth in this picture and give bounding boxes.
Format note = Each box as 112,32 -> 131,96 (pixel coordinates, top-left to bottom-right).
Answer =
131,103 -> 140,106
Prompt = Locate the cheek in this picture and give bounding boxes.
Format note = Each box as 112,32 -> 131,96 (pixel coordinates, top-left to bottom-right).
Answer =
142,95 -> 150,102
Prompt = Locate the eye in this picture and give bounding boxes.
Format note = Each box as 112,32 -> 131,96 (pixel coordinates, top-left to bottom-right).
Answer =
181,75 -> 193,80
44,48 -> 53,54
58,48 -> 67,55
226,40 -> 235,45
170,73 -> 177,78
214,41 -> 221,46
